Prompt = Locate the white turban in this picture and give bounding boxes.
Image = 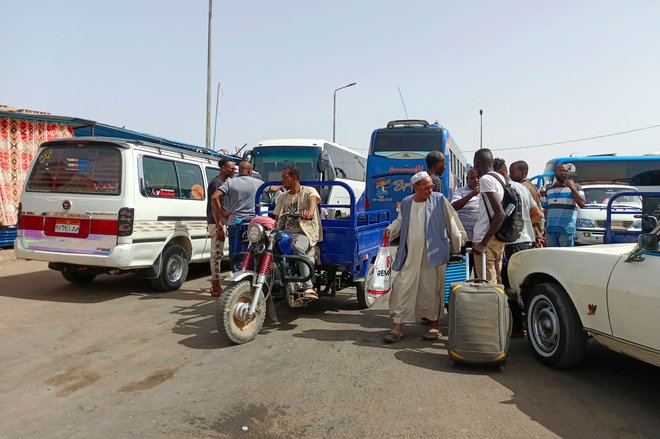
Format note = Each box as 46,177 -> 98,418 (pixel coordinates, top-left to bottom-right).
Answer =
410,171 -> 430,185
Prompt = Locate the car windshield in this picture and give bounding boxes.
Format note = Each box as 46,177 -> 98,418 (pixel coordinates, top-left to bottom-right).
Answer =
583,188 -> 642,207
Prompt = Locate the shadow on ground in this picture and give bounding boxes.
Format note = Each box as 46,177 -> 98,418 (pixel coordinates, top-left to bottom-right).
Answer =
169,289 -> 386,350
292,311 -> 660,439
0,261 -> 216,304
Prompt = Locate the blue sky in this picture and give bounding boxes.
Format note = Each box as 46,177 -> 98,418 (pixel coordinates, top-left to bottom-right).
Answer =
3,0 -> 660,174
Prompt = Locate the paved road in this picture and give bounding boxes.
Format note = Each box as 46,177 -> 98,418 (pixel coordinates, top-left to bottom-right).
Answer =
1,254 -> 658,438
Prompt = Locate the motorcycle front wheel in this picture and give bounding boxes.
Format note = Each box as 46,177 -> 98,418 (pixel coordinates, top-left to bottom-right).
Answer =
216,279 -> 266,344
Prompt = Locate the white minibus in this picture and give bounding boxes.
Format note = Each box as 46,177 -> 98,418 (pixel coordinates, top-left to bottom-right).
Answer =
14,137 -> 230,291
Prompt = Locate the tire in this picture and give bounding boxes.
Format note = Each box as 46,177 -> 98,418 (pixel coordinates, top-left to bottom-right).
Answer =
61,266 -> 97,284
525,282 -> 587,368
149,244 -> 189,292
356,265 -> 378,309
216,279 -> 266,344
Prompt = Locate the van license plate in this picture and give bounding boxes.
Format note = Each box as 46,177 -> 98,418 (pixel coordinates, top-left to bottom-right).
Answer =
55,221 -> 80,234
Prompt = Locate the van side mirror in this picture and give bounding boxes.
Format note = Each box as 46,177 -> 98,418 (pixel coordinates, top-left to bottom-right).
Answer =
638,233 -> 659,252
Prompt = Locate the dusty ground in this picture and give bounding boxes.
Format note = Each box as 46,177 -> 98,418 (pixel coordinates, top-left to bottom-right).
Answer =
0,250 -> 658,438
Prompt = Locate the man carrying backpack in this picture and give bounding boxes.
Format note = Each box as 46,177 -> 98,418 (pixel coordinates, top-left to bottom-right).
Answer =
472,149 -> 506,283
494,158 -> 543,336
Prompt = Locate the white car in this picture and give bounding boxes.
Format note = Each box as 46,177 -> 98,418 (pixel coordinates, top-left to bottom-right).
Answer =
575,185 -> 641,245
507,226 -> 660,368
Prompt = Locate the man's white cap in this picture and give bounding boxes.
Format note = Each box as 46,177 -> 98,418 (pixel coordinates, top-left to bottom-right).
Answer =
410,171 -> 430,185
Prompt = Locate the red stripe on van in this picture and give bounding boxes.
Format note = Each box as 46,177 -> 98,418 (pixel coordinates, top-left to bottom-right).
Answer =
19,215 -> 44,230
90,219 -> 119,236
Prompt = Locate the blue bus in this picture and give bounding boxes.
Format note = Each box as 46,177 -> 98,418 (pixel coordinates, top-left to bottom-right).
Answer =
539,155 -> 660,191
364,119 -> 468,219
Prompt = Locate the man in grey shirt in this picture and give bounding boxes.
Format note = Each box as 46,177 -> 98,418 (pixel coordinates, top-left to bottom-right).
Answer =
215,161 -> 263,271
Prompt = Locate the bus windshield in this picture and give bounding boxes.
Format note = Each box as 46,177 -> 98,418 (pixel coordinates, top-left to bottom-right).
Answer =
372,128 -> 443,158
251,146 -> 321,182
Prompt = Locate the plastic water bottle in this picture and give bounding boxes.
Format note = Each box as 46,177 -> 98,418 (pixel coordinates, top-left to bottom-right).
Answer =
505,203 -> 515,216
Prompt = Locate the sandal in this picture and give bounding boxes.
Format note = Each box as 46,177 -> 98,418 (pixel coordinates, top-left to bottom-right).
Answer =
209,288 -> 222,298
302,289 -> 318,300
422,328 -> 442,341
384,331 -> 404,343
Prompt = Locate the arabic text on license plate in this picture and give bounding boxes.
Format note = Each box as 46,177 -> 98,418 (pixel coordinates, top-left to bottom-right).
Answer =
55,222 -> 80,234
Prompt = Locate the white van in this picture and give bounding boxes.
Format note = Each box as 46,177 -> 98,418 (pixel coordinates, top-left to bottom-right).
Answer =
575,184 -> 642,245
14,137 -> 230,290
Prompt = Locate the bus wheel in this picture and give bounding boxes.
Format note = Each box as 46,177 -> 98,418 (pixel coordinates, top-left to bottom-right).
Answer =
150,244 -> 189,292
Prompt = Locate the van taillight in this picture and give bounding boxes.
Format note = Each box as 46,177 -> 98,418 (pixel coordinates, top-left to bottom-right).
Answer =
17,205 -> 44,231
117,207 -> 134,236
365,197 -> 370,209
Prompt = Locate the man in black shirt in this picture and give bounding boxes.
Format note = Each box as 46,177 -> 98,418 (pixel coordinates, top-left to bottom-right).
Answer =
206,158 -> 235,297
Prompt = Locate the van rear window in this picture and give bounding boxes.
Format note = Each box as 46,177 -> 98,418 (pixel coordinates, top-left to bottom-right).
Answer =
27,147 -> 121,195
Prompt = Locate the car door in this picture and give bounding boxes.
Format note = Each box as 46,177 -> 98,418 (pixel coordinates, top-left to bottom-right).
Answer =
606,244 -> 660,350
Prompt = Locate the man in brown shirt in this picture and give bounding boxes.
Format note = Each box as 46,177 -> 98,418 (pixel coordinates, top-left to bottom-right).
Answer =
509,160 -> 544,246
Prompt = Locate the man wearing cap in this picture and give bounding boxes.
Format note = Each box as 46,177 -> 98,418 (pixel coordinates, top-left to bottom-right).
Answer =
382,171 -> 466,343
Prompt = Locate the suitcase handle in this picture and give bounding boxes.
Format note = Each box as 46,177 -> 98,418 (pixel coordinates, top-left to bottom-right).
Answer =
465,248 -> 488,283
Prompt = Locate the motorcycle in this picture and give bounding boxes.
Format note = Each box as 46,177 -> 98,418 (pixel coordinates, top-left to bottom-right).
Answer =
216,212 -> 316,344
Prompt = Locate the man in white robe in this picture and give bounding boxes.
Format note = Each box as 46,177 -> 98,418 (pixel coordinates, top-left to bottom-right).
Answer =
383,172 -> 466,343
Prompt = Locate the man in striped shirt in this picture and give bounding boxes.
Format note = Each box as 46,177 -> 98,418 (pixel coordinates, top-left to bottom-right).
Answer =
543,163 -> 586,247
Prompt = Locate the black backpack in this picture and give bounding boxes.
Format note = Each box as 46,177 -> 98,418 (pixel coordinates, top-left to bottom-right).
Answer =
483,172 -> 524,243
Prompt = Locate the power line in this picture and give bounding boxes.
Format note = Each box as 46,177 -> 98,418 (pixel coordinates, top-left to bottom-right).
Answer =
465,122 -> 660,153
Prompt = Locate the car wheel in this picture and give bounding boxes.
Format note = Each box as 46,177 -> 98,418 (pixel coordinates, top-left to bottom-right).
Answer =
526,282 -> 587,368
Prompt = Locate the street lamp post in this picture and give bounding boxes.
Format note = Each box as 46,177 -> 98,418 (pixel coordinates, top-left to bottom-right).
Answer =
333,82 -> 357,143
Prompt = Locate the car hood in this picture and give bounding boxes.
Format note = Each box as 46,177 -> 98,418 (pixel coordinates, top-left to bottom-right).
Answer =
518,244 -> 635,258
582,203 -> 641,210
507,243 -> 635,298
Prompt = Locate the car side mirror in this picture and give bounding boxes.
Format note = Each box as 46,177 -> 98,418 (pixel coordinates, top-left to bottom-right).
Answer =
638,233 -> 659,252
642,215 -> 658,233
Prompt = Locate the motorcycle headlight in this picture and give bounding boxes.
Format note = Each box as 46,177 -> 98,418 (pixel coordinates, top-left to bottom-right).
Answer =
577,218 -> 596,228
247,223 -> 264,242
632,219 -> 641,230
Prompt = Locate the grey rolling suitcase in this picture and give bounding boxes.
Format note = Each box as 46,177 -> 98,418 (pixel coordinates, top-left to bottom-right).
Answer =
448,251 -> 511,365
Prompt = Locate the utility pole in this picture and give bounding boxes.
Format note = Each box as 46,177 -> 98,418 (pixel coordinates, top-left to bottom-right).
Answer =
205,0 -> 212,148
212,82 -> 221,150
479,109 -> 483,149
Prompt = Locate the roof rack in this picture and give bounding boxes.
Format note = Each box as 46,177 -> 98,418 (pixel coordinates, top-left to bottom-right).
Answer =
386,119 -> 430,128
